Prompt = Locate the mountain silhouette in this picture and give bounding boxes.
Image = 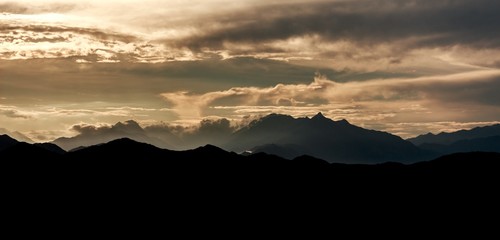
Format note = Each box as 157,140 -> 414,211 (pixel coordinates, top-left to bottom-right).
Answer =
408,124 -> 500,154
0,134 -> 19,151
47,113 -> 434,163
0,128 -> 33,143
53,120 -> 169,151
224,113 -> 432,163
0,134 -> 65,160
2,135 -> 499,190
419,135 -> 500,154
408,124 -> 500,145
248,143 -> 305,159
0,142 -> 61,160
34,143 -> 66,155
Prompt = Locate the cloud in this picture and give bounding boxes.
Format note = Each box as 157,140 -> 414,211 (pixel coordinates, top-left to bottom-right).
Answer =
71,123 -> 111,135
161,70 -> 500,136
0,2 -> 75,14
0,22 -> 172,62
2,0 -> 499,69
0,105 -> 31,119
176,0 -> 500,49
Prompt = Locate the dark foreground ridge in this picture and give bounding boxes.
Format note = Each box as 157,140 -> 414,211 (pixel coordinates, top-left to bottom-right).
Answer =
2,134 -> 500,218
1,135 -> 499,188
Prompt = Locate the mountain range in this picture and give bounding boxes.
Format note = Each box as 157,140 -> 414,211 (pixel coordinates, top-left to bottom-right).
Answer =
3,113 -> 500,163
1,134 -> 499,189
50,113 -> 434,163
408,124 -> 500,154
224,113 -> 431,163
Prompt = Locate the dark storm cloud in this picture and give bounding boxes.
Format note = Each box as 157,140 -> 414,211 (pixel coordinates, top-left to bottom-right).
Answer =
177,0 -> 500,50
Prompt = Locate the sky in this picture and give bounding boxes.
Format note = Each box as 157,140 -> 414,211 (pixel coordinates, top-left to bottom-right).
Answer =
1,0 -> 500,141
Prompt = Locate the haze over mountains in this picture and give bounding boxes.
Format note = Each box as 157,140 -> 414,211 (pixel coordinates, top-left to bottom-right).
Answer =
408,124 -> 500,155
31,112 -> 496,163
47,113 -> 428,163
3,113 -> 499,164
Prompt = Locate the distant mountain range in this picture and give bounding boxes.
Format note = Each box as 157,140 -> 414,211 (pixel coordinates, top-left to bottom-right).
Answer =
0,128 -> 33,143
4,113 -> 500,163
224,113 -> 432,163
53,120 -> 170,151
408,124 -> 500,154
49,113 -> 434,163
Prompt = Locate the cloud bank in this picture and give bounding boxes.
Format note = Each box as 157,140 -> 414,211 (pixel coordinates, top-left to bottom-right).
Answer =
162,70 -> 500,137
2,0 -> 500,140
1,0 -> 499,69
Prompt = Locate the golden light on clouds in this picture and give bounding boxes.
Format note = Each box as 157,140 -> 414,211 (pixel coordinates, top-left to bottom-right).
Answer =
1,0 -> 500,141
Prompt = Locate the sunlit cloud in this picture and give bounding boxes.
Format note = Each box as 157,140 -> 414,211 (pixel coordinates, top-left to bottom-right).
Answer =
1,0 -> 500,141
161,70 -> 500,137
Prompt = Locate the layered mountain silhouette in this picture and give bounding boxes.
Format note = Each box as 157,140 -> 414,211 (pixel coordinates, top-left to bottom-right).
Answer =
49,113 -> 434,163
408,124 -> 500,145
408,124 -> 500,154
6,113 -> 497,163
1,135 -> 499,188
53,120 -> 170,151
224,113 -> 432,163
0,128 -> 33,143
0,134 -> 64,159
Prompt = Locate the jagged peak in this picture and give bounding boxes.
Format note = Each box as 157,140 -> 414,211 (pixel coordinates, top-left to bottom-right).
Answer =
112,120 -> 144,132
114,120 -> 140,127
312,112 -> 326,120
336,119 -> 350,124
262,113 -> 294,120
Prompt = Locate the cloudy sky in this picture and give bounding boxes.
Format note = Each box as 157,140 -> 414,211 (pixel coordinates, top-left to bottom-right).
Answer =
1,0 -> 500,141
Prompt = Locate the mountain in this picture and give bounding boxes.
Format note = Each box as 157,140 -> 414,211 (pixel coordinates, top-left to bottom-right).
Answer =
408,124 -> 500,154
248,143 -> 305,160
224,113 -> 432,163
2,137 -> 499,188
419,135 -> 500,154
408,124 -> 500,145
33,143 -> 67,155
53,120 -> 169,151
0,128 -> 33,143
46,113 -> 437,163
0,134 -> 65,159
0,142 -> 61,160
0,134 -> 19,151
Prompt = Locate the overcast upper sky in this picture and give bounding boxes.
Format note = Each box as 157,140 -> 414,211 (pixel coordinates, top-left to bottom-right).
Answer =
1,0 -> 500,141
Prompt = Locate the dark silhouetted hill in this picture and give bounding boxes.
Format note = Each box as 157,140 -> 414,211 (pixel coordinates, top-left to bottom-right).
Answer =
34,143 -> 66,155
1,136 -> 499,198
224,113 -> 432,163
0,136 -> 500,184
419,136 -> 500,154
0,135 -> 64,160
0,142 -> 61,160
248,143 -> 305,159
47,113 -> 436,163
0,129 -> 33,143
53,120 -> 169,151
0,134 -> 19,151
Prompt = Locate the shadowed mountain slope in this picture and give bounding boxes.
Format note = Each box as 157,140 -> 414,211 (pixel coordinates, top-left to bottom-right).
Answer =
53,120 -> 169,151
408,124 -> 500,154
0,134 -> 19,151
225,113 -> 432,163
408,124 -> 500,145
